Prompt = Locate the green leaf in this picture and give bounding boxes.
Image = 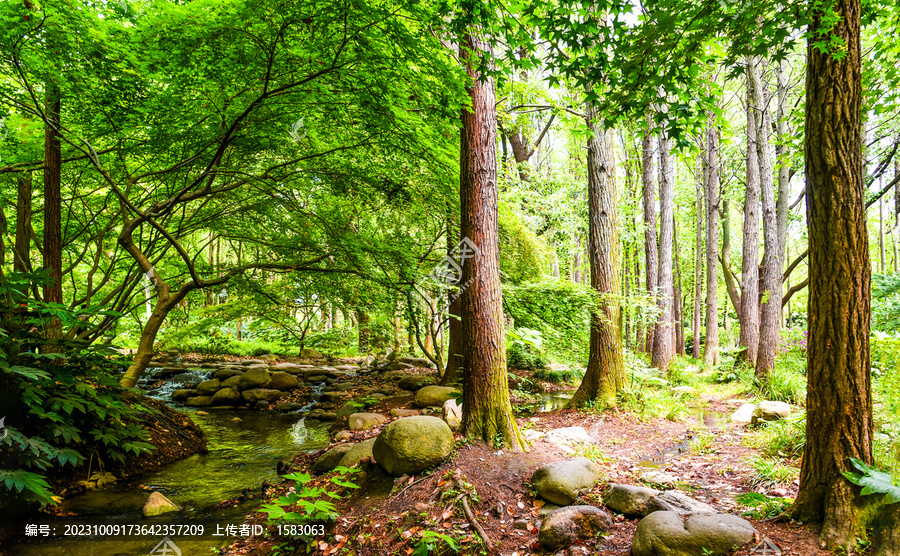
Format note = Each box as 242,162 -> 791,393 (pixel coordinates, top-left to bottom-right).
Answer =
842,458 -> 900,504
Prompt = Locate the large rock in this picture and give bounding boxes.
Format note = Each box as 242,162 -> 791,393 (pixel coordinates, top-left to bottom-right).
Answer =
730,403 -> 756,424
267,372 -> 299,391
602,483 -> 661,517
143,492 -> 180,517
544,427 -> 596,452
221,375 -> 242,389
442,399 -> 462,431
259,353 -> 279,363
414,386 -> 458,408
390,408 -> 420,417
241,388 -> 283,404
349,413 -> 388,431
632,511 -> 756,556
602,484 -> 716,517
397,374 -> 435,391
171,389 -> 197,402
338,438 -> 377,468
196,378 -> 222,396
532,458 -> 602,506
215,369 -> 244,381
313,444 -> 354,473
336,401 -> 361,420
210,387 -> 241,406
272,362 -> 303,373
751,401 -> 792,425
300,348 -> 324,359
238,368 -> 271,390
373,416 -> 454,476
538,505 -> 612,552
398,356 -> 435,368
186,396 -> 212,407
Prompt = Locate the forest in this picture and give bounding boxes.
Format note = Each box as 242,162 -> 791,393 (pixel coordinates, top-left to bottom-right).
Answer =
1,0 -> 899,555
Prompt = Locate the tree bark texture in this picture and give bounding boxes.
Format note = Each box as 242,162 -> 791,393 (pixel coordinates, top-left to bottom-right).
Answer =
43,83 -> 63,342
651,130 -> 676,371
739,58 -> 762,364
14,173 -> 33,273
692,158 -> 703,359
458,33 -> 524,451
754,59 -> 782,377
705,114 -> 721,366
792,0 -> 875,549
642,121 -> 659,353
568,102 -> 624,409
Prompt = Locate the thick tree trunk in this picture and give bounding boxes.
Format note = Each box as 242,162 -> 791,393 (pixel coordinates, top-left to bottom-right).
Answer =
43,83 -> 63,344
357,310 -> 371,353
704,113 -> 721,367
651,130 -> 676,371
567,102 -> 624,409
693,159 -> 704,359
642,121 -> 659,353
721,198 -> 741,319
792,0 -> 875,549
121,295 -> 187,388
458,33 -> 524,451
754,60 -> 782,377
738,58 -> 761,364
14,173 -> 33,273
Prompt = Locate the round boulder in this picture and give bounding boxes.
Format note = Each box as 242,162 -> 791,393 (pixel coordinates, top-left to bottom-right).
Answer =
373,416 -> 454,476
632,511 -> 756,556
196,378 -> 222,396
348,412 -> 388,431
414,386 -> 459,408
338,438 -> 377,468
751,401 -> 792,425
239,368 -> 271,390
215,369 -> 244,381
210,387 -> 241,406
171,389 -> 197,402
186,396 -> 212,407
539,505 -> 612,552
532,457 -> 602,506
241,388 -> 283,404
397,374 -> 435,391
300,348 -> 324,359
221,375 -> 242,389
313,444 -> 354,474
267,372 -> 299,391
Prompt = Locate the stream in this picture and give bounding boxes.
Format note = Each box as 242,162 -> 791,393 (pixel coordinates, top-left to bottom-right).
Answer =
5,403 -> 331,555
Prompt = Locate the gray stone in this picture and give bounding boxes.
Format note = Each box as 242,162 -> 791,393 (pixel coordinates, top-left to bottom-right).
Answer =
632,511 -> 756,556
373,415 -> 454,476
602,483 -> 661,517
307,374 -> 328,383
215,369 -> 244,381
646,491 -> 716,516
241,388 -> 283,404
414,386 -> 459,408
730,403 -> 756,424
210,387 -> 241,405
242,359 -> 266,366
300,348 -> 324,359
266,372 -> 299,391
442,399 -> 462,431
533,458 -> 602,506
186,396 -> 213,407
254,400 -> 270,410
751,401 -> 792,425
221,375 -> 242,389
259,353 -> 279,363
640,470 -> 678,488
171,389 -> 197,402
539,505 -> 612,552
308,409 -> 337,421
196,378 -> 222,396
397,374 -> 435,391
338,438 -> 377,468
398,356 -> 435,368
143,492 -> 180,517
238,368 -> 271,390
348,412 -> 388,430
320,391 -> 345,403
544,427 -> 596,452
271,362 -> 303,373
334,430 -> 353,442
313,444 -> 354,473
381,370 -> 407,381
390,408 -> 420,417
274,402 -> 306,411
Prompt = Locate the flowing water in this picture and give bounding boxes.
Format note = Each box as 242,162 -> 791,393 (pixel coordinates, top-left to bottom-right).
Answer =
4,407 -> 331,555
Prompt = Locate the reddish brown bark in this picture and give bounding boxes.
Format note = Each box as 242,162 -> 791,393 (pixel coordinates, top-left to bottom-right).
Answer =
14,173 -> 33,273
792,0 -> 875,549
43,83 -> 62,344
458,33 -> 523,450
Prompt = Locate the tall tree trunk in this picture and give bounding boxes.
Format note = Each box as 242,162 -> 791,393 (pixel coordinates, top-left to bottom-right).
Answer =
458,32 -> 523,450
792,0 -> 875,549
755,59 -> 782,377
704,112 -> 721,366
651,130 -> 676,371
738,58 -> 761,364
775,59 -> 791,274
567,102 -> 624,409
721,199 -> 741,318
573,239 -> 582,284
14,173 -> 33,273
642,120 -> 659,353
693,158 -> 704,359
878,193 -> 886,273
674,228 -> 686,356
357,310 -> 371,353
43,83 -> 62,343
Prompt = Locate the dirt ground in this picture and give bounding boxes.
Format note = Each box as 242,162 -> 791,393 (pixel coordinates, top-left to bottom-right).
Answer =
221,366 -> 832,556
